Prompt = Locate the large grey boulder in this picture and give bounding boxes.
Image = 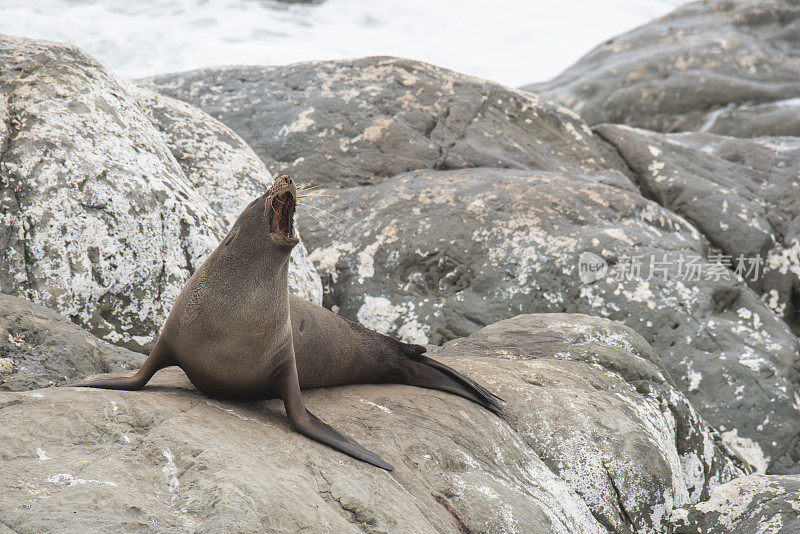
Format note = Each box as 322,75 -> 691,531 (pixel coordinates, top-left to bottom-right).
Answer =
0,35 -> 320,354
524,0 -> 800,137
140,57 -> 629,188
672,474 -> 800,533
0,293 -> 144,391
0,314 -> 745,533
434,314 -> 748,533
595,124 -> 800,334
299,167 -> 800,474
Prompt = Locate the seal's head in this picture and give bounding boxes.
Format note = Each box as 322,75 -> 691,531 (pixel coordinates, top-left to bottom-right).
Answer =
265,175 -> 299,248
224,174 -> 300,255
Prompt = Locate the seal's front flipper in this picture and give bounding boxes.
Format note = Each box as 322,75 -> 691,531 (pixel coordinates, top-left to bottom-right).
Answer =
273,360 -> 394,471
399,346 -> 505,416
303,410 -> 394,471
71,340 -> 172,391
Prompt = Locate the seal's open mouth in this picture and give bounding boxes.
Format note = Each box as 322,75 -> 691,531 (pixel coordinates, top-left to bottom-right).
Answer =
271,192 -> 296,240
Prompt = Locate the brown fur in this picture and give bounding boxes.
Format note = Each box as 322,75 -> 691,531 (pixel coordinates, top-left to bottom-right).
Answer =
75,176 -> 503,470
74,176 -> 393,470
290,296 -> 503,416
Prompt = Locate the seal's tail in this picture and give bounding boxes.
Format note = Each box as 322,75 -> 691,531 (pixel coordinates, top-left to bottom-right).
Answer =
70,339 -> 172,391
398,344 -> 504,416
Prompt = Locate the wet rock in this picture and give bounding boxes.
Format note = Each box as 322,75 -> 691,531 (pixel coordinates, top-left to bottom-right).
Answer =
0,314 -> 744,533
0,35 -> 320,354
672,474 -> 800,533
525,0 -> 800,137
0,293 -> 144,391
300,167 -> 800,474
140,56 -> 628,188
596,124 -> 800,334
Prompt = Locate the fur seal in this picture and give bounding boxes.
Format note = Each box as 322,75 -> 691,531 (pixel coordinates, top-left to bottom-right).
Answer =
75,176 -> 392,469
75,175 -> 502,469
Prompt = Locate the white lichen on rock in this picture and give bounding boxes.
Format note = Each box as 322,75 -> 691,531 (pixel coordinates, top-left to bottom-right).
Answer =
0,36 -> 322,354
721,429 -> 768,475
356,295 -> 429,344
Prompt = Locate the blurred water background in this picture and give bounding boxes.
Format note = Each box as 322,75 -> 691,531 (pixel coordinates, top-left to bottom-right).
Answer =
1,0 -> 684,85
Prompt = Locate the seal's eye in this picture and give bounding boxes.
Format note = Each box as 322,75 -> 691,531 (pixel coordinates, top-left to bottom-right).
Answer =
271,192 -> 295,239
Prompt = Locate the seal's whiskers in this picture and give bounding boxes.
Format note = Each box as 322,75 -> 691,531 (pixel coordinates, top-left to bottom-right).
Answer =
297,201 -> 343,221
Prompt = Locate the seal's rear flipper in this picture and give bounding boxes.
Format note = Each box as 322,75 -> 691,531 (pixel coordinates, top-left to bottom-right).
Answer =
70,340 -> 172,391
399,345 -> 505,416
274,360 -> 394,471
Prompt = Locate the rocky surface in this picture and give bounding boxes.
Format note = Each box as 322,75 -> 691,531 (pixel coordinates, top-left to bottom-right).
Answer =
671,474 -> 800,533
0,314 -> 745,533
2,22 -> 800,532
0,35 -> 320,354
524,0 -> 800,138
596,124 -> 800,335
299,167 -> 800,474
0,293 -> 144,391
140,57 -> 630,188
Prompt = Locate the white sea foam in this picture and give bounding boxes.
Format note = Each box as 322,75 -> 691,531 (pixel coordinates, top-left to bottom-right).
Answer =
0,0 -> 684,86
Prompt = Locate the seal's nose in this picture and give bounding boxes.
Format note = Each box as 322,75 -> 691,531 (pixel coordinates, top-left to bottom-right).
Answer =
284,176 -> 293,185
